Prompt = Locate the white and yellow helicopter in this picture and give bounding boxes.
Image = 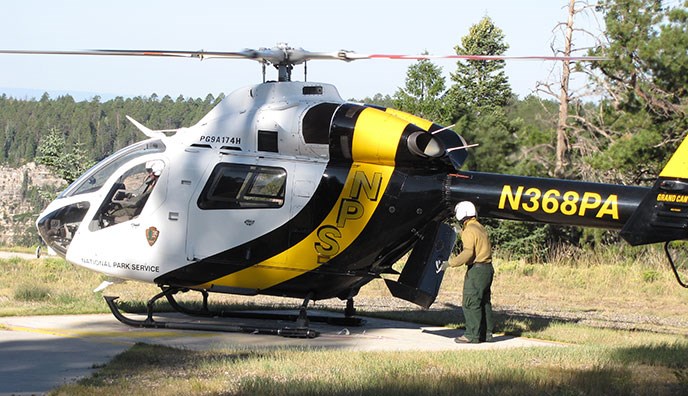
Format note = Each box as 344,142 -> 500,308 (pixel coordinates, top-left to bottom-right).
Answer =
1,44 -> 686,337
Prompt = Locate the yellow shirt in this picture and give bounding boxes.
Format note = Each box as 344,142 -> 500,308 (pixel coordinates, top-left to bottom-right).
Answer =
450,218 -> 492,267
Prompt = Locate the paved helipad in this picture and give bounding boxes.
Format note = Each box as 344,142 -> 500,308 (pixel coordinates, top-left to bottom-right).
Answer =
0,312 -> 561,395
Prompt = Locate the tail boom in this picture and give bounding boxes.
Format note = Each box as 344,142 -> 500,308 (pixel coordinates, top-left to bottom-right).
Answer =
446,137 -> 688,288
448,171 -> 649,230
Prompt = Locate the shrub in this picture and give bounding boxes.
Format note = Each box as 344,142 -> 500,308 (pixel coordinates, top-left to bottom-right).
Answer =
642,270 -> 660,283
484,220 -> 549,262
14,284 -> 50,301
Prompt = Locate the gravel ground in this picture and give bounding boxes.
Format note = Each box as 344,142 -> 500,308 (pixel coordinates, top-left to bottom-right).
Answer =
484,303 -> 688,334
228,292 -> 688,336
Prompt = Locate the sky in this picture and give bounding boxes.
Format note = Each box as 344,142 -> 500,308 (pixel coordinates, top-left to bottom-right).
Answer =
0,0 -> 605,102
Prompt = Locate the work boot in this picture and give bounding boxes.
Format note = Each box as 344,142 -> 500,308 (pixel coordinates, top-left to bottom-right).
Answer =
483,332 -> 494,342
454,335 -> 478,344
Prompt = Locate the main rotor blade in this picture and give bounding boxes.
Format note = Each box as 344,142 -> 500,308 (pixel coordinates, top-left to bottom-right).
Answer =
0,49 -> 258,60
0,48 -> 606,64
0,48 -> 354,65
341,52 -> 607,62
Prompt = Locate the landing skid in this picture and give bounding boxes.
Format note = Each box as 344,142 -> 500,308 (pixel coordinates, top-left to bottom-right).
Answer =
163,288 -> 366,327
104,292 -> 318,338
103,286 -> 364,338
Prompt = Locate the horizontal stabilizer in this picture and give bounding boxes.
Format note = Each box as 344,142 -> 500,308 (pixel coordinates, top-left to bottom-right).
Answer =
620,180 -> 688,245
621,135 -> 688,245
126,115 -> 178,138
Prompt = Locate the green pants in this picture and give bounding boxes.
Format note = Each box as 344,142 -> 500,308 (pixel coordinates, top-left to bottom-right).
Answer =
462,263 -> 494,342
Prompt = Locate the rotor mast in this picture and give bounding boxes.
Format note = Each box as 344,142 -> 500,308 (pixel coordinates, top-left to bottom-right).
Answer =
276,61 -> 294,82
268,43 -> 298,82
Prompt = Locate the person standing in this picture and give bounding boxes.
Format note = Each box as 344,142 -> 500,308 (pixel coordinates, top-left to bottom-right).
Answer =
450,201 -> 494,343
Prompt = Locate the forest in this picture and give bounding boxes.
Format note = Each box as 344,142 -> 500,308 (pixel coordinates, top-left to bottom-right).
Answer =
0,0 -> 686,257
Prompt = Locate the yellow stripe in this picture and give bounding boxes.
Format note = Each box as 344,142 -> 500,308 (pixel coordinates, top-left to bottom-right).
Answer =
383,108 -> 434,131
198,162 -> 394,290
351,107 -> 410,165
660,135 -> 688,178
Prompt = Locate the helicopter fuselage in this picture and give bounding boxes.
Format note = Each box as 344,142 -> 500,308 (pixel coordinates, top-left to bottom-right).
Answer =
36,81 -> 460,302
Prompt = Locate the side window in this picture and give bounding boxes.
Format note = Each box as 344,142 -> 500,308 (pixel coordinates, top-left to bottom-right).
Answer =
90,159 -> 165,230
198,164 -> 286,209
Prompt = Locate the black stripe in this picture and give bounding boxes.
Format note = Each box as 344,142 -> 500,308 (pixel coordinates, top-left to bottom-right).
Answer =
329,103 -> 365,162
262,170 -> 450,300
155,105 -> 367,287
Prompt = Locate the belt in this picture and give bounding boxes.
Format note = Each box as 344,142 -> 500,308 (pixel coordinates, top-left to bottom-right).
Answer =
469,262 -> 492,268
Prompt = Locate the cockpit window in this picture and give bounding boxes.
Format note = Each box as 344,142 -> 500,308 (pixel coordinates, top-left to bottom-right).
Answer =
37,201 -> 90,257
198,164 -> 286,209
90,159 -> 165,230
60,140 -> 166,198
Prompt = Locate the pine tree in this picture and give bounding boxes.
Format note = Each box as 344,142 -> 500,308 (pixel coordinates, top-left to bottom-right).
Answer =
447,16 -> 518,174
393,57 -> 448,124
35,127 -> 94,183
448,16 -> 512,118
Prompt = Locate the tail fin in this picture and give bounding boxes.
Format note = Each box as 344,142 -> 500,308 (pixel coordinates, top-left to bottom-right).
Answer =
659,136 -> 688,180
620,136 -> 688,245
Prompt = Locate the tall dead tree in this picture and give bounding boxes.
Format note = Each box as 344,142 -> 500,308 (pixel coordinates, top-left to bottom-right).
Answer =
554,0 -> 576,177
536,0 -> 602,178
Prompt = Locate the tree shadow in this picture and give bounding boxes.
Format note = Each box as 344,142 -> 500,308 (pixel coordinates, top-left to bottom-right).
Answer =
356,303 -> 581,336
610,343 -> 688,377
71,343 -> 687,396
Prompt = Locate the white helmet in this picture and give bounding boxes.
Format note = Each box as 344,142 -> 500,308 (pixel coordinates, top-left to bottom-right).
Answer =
455,201 -> 476,222
145,160 -> 164,176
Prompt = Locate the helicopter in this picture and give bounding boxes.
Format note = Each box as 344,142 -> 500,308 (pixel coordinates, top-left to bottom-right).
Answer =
1,44 -> 686,338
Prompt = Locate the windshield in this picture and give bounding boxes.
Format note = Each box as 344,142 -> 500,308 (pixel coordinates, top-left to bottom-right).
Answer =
58,139 -> 166,198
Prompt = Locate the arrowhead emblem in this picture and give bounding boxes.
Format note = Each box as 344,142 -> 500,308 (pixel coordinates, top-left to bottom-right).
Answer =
145,226 -> 160,246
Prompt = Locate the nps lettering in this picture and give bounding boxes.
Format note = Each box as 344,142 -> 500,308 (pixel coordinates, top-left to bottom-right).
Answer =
314,170 -> 383,262
498,185 -> 619,220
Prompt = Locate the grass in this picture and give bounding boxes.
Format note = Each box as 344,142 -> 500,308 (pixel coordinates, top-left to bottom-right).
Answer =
14,283 -> 51,301
50,333 -> 688,396
1,247 -> 687,395
0,256 -> 157,316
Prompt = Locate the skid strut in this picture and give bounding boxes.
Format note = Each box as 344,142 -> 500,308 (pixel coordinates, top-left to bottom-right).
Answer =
163,287 -> 366,327
104,291 -> 319,338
